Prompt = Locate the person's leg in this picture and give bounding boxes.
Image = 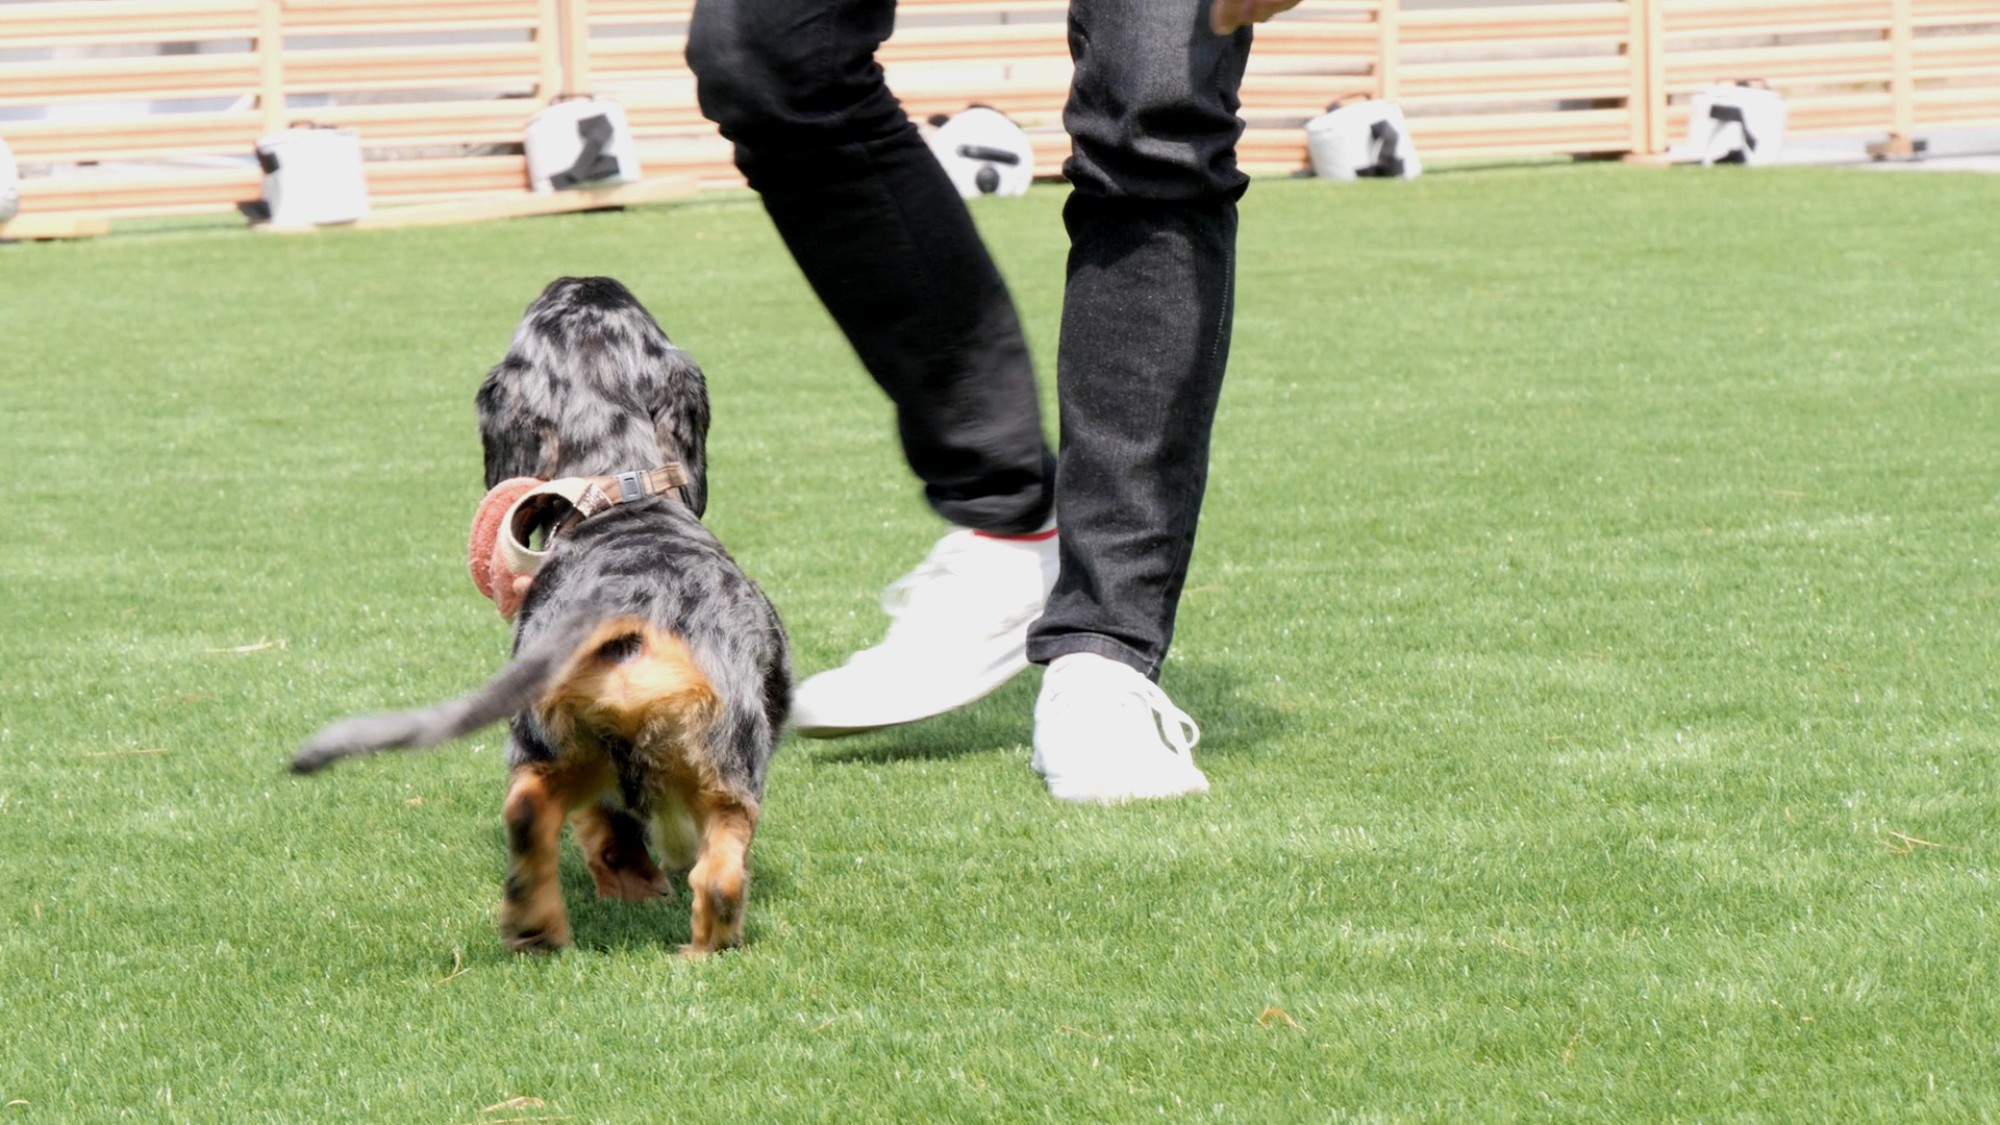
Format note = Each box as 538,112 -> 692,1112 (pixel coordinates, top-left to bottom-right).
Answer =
1028,0 -> 1252,801
686,0 -> 1054,532
1031,195 -> 1241,674
687,0 -> 1060,736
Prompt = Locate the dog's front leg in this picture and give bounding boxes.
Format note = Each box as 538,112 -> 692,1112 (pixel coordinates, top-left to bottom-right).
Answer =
499,765 -> 598,952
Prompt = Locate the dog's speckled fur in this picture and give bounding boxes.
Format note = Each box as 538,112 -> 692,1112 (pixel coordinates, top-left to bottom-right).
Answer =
294,276 -> 790,956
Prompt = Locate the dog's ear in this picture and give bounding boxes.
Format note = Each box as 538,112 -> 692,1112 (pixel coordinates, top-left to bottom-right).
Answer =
651,346 -> 710,517
477,362 -> 555,489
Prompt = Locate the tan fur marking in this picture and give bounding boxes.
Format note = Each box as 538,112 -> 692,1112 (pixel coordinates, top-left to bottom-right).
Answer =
540,618 -> 723,756
682,798 -> 757,956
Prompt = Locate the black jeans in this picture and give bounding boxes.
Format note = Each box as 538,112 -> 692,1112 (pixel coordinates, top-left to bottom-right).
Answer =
687,0 -> 1250,678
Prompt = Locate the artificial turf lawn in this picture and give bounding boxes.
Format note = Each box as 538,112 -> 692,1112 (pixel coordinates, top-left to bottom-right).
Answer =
1,162 -> 1995,1119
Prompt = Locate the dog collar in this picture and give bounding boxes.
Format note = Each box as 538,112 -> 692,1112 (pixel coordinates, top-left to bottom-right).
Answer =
500,464 -> 692,577
469,464 -> 690,620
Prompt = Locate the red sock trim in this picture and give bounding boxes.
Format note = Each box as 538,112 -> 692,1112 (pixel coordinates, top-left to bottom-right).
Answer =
974,526 -> 1058,543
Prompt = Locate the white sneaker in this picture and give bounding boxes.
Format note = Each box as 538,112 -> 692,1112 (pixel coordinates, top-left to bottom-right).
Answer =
792,525 -> 1059,737
1031,653 -> 1210,803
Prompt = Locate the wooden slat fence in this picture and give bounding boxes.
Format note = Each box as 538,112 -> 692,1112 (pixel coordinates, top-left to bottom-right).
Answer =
1,0 -> 1995,233
1649,0 -> 2000,155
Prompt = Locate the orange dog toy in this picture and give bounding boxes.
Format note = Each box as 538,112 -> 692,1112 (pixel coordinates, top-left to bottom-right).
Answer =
468,477 -> 544,620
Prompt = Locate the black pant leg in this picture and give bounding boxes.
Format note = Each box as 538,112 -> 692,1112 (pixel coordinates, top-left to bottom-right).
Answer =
686,0 -> 1054,533
1025,1 -> 1252,675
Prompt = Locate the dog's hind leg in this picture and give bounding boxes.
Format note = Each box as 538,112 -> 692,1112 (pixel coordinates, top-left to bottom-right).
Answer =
650,788 -> 701,874
575,803 -> 669,902
499,763 -> 609,952
681,796 -> 757,957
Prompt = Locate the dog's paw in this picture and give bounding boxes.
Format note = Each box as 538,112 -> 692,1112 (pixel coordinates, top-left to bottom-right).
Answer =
499,903 -> 571,953
592,867 -> 670,903
677,917 -> 744,959
502,922 -> 570,954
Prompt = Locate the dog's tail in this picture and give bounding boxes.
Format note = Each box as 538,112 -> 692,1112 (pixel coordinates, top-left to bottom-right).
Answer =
291,607 -> 627,775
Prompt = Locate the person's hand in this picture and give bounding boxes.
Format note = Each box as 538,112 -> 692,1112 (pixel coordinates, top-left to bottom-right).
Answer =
1210,0 -> 1306,34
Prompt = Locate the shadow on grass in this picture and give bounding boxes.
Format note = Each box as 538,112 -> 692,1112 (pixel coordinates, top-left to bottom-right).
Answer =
470,829 -> 798,955
1167,656 -> 1300,759
796,655 -> 1297,767
795,672 -> 1039,767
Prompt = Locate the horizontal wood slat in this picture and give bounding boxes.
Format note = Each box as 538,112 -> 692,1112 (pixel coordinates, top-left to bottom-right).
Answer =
1915,83 -> 2000,123
2,110 -> 261,162
18,165 -> 259,216
1396,56 -> 1634,101
282,44 -> 544,92
576,0 -> 693,19
1660,0 -> 1896,37
1413,108 -> 1634,153
1663,41 -> 1896,88
1912,33 -> 2000,76
1399,4 -> 1633,44
0,53 -> 259,106
0,0 -> 256,48
1910,0 -> 1998,21
297,100 -> 542,146
280,1 -> 546,33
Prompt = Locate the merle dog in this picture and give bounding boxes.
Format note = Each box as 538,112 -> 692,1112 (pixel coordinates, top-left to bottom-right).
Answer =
294,276 -> 790,956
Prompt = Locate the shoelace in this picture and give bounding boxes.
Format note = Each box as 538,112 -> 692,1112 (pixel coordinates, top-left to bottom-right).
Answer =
1045,663 -> 1202,756
1135,677 -> 1202,755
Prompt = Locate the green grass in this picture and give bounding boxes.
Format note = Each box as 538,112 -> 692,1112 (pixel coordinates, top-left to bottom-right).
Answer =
2,163 -> 1996,1121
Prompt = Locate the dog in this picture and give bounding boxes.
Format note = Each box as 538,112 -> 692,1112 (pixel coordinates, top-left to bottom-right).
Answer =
293,276 -> 790,956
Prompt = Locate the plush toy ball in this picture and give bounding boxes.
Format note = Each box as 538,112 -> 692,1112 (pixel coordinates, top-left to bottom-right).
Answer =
468,477 -> 544,619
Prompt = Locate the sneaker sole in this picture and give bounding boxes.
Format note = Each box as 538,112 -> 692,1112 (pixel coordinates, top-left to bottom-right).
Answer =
791,623 -> 1034,739
1044,772 -> 1211,804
